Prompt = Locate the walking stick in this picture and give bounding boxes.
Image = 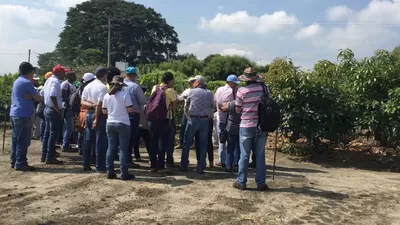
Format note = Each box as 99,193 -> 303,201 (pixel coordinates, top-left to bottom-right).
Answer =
272,129 -> 279,180
2,105 -> 7,154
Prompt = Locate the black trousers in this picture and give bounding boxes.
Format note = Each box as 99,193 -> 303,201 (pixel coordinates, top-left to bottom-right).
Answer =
133,127 -> 151,158
195,119 -> 214,162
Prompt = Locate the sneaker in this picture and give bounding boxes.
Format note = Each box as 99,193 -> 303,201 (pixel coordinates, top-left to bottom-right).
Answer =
96,170 -> 106,174
209,161 -> 214,168
83,167 -> 92,171
62,147 -> 75,153
46,158 -> 64,165
40,157 -> 45,163
197,169 -> 205,175
15,165 -> 35,171
257,184 -> 270,192
121,173 -> 135,181
233,182 -> 246,190
175,144 -> 183,149
216,162 -> 226,168
106,173 -> 117,179
225,168 -> 232,173
55,151 -> 61,158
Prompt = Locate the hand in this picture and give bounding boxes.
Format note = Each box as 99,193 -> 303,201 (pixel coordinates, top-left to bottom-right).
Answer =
92,119 -> 97,129
220,102 -> 230,112
24,93 -> 33,99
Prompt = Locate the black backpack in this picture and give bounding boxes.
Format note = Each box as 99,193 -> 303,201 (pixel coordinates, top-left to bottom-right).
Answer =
258,84 -> 281,132
69,86 -> 82,117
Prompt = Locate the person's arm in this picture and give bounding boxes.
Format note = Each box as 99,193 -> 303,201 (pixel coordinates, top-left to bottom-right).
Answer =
185,91 -> 191,117
49,81 -> 61,113
24,82 -> 41,102
136,86 -> 147,106
102,95 -> 108,115
80,89 -> 95,108
93,87 -> 108,129
167,89 -> 178,110
236,89 -> 243,114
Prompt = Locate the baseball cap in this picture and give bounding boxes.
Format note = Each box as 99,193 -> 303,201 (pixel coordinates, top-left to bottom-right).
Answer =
33,74 -> 40,80
83,73 -> 95,83
95,67 -> 108,78
52,64 -> 69,73
226,74 -> 240,84
193,75 -> 206,85
45,71 -> 53,79
188,77 -> 196,82
126,67 -> 137,75
19,62 -> 36,75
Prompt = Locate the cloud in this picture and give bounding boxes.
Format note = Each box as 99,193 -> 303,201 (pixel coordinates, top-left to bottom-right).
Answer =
220,48 -> 253,58
326,5 -> 354,21
198,10 -> 300,34
295,23 -> 322,40
45,0 -> 88,9
0,5 -> 57,28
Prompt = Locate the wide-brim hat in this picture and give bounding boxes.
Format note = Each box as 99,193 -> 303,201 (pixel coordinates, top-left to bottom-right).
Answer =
238,67 -> 263,82
109,75 -> 127,86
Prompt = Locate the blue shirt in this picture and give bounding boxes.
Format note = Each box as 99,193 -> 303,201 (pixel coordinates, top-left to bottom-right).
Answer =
10,75 -> 38,117
123,79 -> 147,113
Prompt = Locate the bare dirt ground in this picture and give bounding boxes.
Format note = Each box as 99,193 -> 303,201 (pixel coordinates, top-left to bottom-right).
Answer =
1,138 -> 400,225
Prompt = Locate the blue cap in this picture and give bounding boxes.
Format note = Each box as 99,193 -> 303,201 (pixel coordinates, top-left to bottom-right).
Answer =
126,67 -> 137,75
226,74 -> 240,84
95,67 -> 108,78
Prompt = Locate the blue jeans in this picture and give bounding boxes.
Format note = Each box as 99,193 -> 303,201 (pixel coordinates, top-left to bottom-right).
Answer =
148,119 -> 169,169
40,118 -> 45,142
96,114 -> 107,171
166,118 -> 176,164
77,132 -> 83,154
195,119 -> 214,162
217,122 -> 227,164
181,118 -> 209,171
128,113 -> 140,161
62,108 -> 74,149
10,117 -> 32,168
42,106 -> 62,161
226,134 -> 239,169
179,113 -> 187,146
106,122 -> 131,178
83,111 -> 96,169
237,127 -> 268,187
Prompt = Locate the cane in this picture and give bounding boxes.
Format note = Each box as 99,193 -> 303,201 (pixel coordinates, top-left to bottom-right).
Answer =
2,105 -> 7,154
272,129 -> 278,180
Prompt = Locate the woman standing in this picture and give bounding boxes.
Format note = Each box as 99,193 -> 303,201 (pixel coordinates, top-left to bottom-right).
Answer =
102,76 -> 135,180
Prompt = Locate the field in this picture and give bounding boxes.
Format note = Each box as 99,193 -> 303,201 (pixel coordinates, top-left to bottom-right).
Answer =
0,138 -> 400,225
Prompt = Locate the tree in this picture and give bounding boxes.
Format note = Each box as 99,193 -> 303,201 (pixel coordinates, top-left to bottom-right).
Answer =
202,55 -> 254,81
392,45 -> 400,59
55,0 -> 179,66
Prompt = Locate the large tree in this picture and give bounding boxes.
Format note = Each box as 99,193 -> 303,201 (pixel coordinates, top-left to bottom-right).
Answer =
44,0 -> 179,67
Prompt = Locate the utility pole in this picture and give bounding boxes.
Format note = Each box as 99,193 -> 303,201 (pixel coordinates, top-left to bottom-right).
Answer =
107,18 -> 111,68
28,49 -> 31,63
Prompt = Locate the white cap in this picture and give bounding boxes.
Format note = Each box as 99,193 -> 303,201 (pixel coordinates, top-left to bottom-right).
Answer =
83,73 -> 95,83
193,75 -> 206,85
33,74 -> 40,80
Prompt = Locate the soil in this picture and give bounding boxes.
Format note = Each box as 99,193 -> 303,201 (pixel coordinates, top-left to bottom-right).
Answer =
0,138 -> 400,225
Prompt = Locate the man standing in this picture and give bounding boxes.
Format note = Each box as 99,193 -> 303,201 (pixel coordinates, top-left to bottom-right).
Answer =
175,77 -> 196,149
42,64 -> 67,165
148,72 -> 177,172
61,71 -> 77,152
214,74 -> 237,167
124,67 -> 147,163
180,75 -> 214,174
81,67 -> 109,172
233,67 -> 270,191
10,62 -> 41,170
32,74 -> 41,140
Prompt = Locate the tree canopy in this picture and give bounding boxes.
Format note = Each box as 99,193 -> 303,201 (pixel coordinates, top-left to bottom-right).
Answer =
38,0 -> 179,72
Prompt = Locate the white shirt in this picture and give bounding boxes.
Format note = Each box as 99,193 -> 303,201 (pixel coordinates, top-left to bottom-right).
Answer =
61,80 -> 77,98
178,88 -> 191,103
102,90 -> 133,126
43,75 -> 62,109
81,79 -> 108,104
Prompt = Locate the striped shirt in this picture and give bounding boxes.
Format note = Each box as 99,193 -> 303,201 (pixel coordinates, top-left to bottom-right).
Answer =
187,87 -> 214,119
236,83 -> 268,128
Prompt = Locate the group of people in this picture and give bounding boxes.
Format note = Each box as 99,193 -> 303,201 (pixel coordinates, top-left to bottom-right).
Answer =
10,61 -> 271,191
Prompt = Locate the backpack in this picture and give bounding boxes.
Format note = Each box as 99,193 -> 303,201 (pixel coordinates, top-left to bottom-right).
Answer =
36,102 -> 45,119
258,84 -> 281,132
146,85 -> 168,121
69,86 -> 82,117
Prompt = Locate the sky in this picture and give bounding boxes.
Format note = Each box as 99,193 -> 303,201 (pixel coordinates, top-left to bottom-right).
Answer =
0,0 -> 400,74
